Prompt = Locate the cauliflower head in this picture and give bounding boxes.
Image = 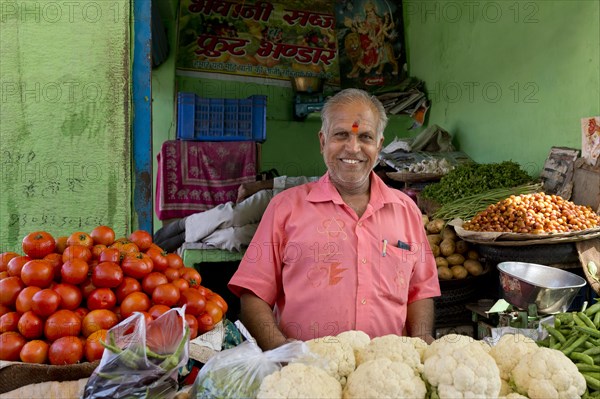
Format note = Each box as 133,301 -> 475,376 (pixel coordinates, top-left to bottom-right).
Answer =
489,333 -> 539,381
423,333 -> 482,361
257,362 -> 342,399
306,336 -> 355,385
423,340 -> 501,399
336,330 -> 370,359
343,358 -> 427,399
510,347 -> 586,399
355,334 -> 423,373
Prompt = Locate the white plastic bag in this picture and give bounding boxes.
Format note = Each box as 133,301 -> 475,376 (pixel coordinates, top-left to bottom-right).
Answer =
191,338 -> 311,398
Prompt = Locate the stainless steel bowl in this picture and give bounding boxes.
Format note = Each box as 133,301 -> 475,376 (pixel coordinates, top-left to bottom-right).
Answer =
497,261 -> 586,314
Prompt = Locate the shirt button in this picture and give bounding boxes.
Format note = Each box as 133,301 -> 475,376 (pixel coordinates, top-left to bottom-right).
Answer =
361,258 -> 366,264
361,299 -> 367,304
358,222 -> 363,227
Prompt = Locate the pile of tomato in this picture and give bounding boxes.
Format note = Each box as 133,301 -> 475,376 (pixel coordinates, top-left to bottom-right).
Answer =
0,226 -> 228,365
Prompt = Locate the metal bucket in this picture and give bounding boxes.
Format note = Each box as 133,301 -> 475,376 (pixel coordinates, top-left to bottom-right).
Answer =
497,261 -> 586,314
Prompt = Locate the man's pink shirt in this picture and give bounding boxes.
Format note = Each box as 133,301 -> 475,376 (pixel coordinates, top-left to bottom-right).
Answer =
228,172 -> 441,341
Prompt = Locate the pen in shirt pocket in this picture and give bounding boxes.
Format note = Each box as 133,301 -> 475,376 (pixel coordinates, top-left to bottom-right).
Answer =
382,239 -> 388,257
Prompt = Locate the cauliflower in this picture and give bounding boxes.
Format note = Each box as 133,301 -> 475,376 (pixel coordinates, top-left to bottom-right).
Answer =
423,340 -> 501,399
489,333 -> 539,395
510,346 -> 586,399
355,334 -> 423,373
343,358 -> 427,399
336,330 -> 370,359
257,362 -> 342,399
305,336 -> 355,385
423,333 -> 476,361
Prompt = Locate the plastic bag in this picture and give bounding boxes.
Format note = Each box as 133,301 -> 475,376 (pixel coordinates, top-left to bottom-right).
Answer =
190,339 -> 311,399
83,307 -> 189,399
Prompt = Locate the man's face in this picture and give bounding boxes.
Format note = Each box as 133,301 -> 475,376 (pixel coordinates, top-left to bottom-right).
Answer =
319,102 -> 383,193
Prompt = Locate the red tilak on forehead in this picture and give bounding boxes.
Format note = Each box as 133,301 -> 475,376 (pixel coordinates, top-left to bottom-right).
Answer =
352,121 -> 359,133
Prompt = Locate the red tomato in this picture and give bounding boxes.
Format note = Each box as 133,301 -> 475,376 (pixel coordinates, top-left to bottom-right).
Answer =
7,256 -> 31,277
78,277 -> 97,299
91,244 -> 107,260
92,261 -> 123,288
0,276 -> 25,307
179,267 -> 202,288
140,311 -> 153,325
87,288 -> 117,310
0,312 -> 20,333
171,278 -> 190,293
15,286 -> 41,313
148,304 -> 171,320
178,288 -> 206,317
44,309 -> 81,341
115,277 -> 142,304
166,253 -> 184,269
20,339 -> 49,364
62,245 -> 92,263
17,310 -> 44,339
205,300 -> 223,324
142,272 -> 168,296
206,292 -> 228,314
60,258 -> 89,285
0,331 -> 27,361
31,289 -> 61,317
52,283 -> 82,310
90,225 -> 116,246
146,248 -> 168,272
85,329 -> 107,362
21,259 -> 54,288
48,336 -> 83,365
163,267 -> 181,282
43,253 -> 63,282
185,314 -> 199,339
0,271 -> 8,280
120,292 -> 151,319
54,236 -> 68,254
66,231 -> 94,249
151,283 -> 180,307
128,230 -> 153,251
0,252 -> 19,272
197,312 -> 215,334
82,309 -> 118,337
74,307 -> 89,320
99,247 -> 121,264
121,252 -> 153,279
197,285 -> 213,297
22,231 -> 56,259
0,305 -> 10,317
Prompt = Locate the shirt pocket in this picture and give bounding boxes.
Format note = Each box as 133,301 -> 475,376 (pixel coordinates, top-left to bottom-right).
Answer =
375,243 -> 415,304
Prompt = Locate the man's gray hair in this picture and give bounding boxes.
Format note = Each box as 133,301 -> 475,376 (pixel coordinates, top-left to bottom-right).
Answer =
320,88 -> 388,139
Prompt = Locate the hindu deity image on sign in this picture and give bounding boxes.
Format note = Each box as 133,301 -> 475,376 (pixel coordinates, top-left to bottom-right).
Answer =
335,0 -> 407,91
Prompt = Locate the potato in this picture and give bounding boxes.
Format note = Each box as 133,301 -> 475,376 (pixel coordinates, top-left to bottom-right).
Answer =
451,265 -> 468,279
431,244 -> 440,257
446,253 -> 466,266
454,240 -> 469,254
427,234 -> 443,247
439,239 -> 456,257
467,250 -> 480,260
437,266 -> 453,280
464,259 -> 484,276
435,257 -> 449,268
426,218 -> 445,234
440,226 -> 457,241
422,214 -> 430,227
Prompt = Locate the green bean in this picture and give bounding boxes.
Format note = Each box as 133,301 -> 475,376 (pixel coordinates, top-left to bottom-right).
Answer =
579,312 -> 598,329
584,346 -> 600,356
594,311 -> 600,329
585,302 -> 600,317
576,363 -> 600,373
574,313 -> 590,328
560,334 -> 581,351
545,325 -> 567,343
562,334 -> 591,356
572,352 -> 595,365
583,374 -> 600,391
575,326 -> 600,339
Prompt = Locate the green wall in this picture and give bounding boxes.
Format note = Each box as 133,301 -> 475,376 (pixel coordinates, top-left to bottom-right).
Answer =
0,1 -> 132,252
404,0 -> 600,176
151,0 -> 600,229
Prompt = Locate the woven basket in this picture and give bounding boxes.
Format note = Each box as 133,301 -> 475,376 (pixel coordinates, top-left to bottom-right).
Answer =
0,361 -> 99,394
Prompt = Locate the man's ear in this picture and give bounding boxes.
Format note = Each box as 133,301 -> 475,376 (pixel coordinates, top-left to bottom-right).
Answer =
377,135 -> 385,151
319,131 -> 325,153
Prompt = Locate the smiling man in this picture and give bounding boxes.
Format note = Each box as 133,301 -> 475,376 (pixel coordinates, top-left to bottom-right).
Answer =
228,88 -> 441,350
